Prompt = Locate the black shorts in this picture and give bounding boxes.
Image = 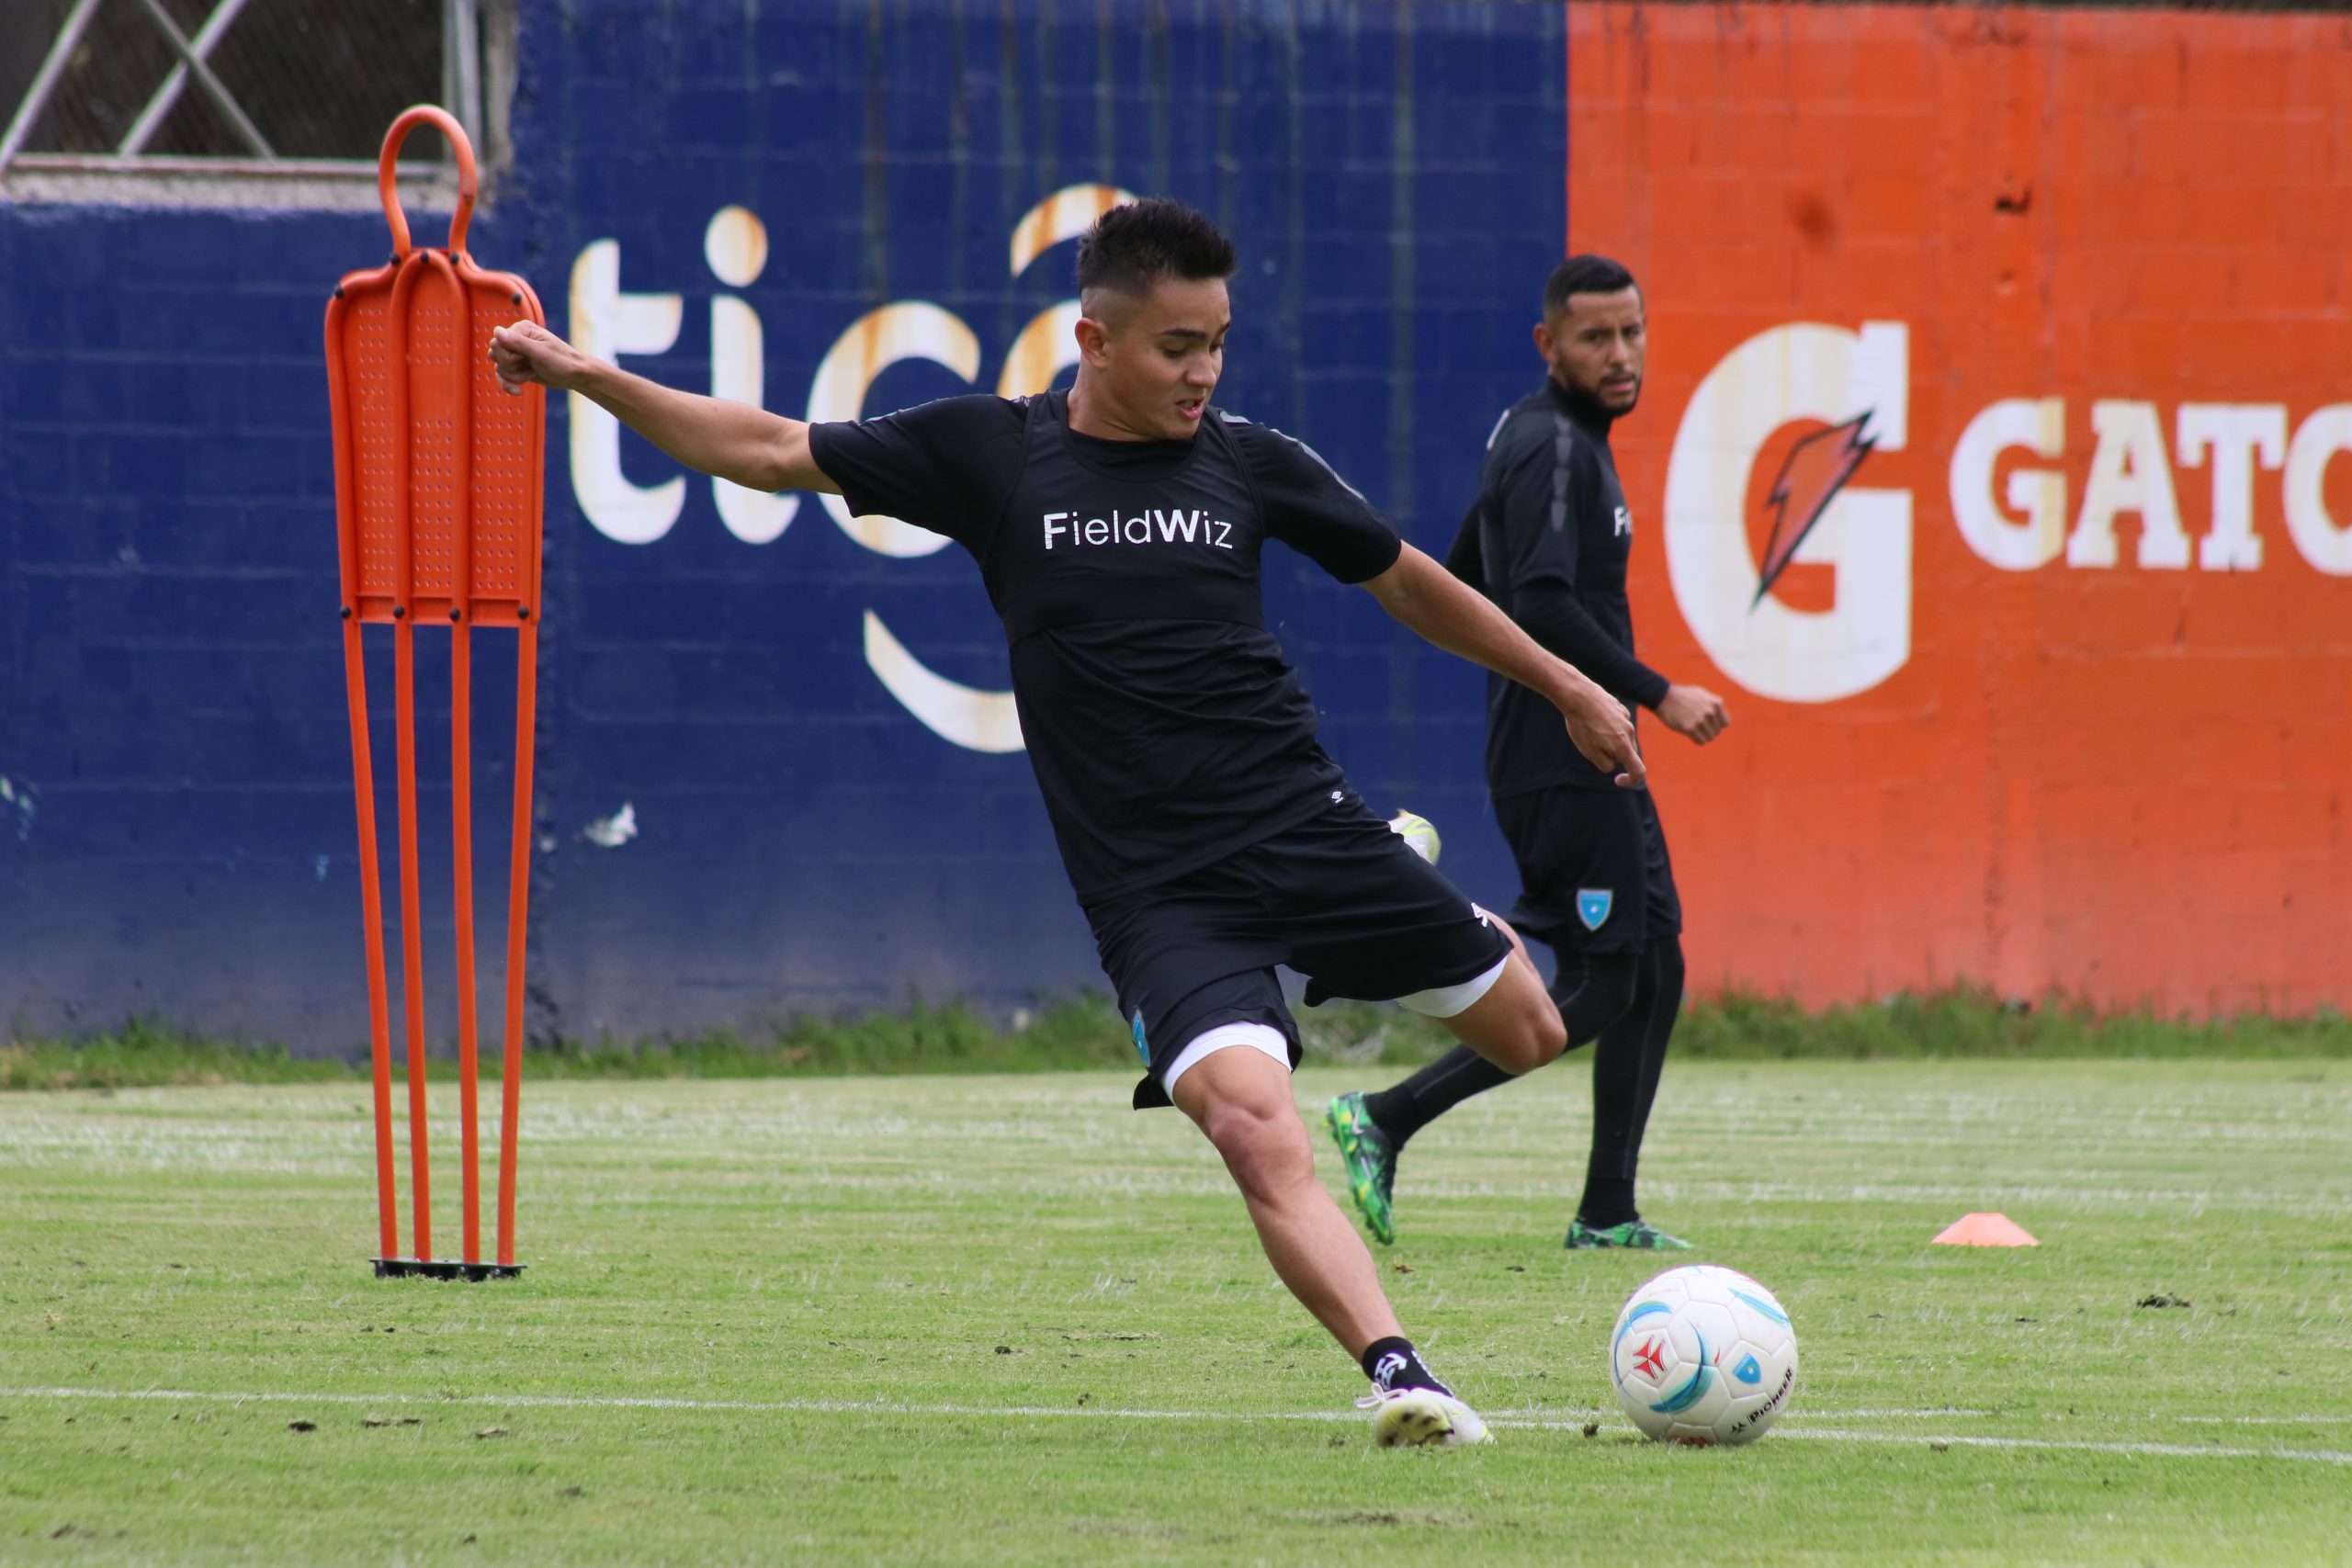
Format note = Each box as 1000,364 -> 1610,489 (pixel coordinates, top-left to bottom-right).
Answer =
1493,784 -> 1681,956
1084,796 -> 1514,1110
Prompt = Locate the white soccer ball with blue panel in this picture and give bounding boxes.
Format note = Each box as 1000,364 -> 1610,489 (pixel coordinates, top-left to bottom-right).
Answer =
1608,1264 -> 1798,1446
1386,809 -> 1442,864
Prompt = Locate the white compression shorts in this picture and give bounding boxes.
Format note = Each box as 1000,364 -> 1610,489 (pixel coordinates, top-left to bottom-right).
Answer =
1159,1021 -> 1290,1096
1159,944 -> 1510,1095
1395,950 -> 1510,1019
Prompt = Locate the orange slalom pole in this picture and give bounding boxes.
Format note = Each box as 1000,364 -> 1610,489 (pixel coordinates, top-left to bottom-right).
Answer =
388,251 -> 432,1264
497,618 -> 537,1268
433,251 -> 484,1268
451,618 -> 481,1263
342,619 -> 400,1261
327,273 -> 401,1267
393,613 -> 431,1262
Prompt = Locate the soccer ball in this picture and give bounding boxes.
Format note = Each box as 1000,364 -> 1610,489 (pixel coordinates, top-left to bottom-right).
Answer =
1608,1264 -> 1798,1446
1387,809 -> 1442,864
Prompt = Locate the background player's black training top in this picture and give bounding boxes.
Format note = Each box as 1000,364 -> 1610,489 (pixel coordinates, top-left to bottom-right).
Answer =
811,391 -> 1402,902
1445,377 -> 1668,797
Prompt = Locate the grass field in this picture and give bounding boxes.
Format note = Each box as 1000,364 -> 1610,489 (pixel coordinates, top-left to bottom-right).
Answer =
8,988 -> 2348,1090
5,1059 -> 2349,1565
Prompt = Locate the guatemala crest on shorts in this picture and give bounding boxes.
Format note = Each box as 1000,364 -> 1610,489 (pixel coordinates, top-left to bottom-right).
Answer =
1130,1010 -> 1149,1064
1576,887 -> 1614,931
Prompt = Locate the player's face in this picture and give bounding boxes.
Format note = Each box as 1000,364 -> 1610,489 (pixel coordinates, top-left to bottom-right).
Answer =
1083,276 -> 1230,440
1536,288 -> 1645,414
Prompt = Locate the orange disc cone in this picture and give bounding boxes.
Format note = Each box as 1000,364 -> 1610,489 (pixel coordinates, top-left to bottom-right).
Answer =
1932,1213 -> 2038,1247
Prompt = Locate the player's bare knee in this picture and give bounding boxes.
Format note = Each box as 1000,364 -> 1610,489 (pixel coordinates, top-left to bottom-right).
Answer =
1525,999 -> 1568,1066
1489,1002 -> 1565,1075
1204,1102 -> 1312,1201
1200,1082 -> 1298,1149
1443,947 -> 1563,1074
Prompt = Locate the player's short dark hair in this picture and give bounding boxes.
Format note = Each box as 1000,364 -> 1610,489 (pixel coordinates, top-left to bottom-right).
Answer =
1544,254 -> 1641,317
1077,199 -> 1238,300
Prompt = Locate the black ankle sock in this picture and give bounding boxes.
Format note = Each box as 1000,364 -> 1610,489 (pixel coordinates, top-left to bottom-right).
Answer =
1576,1177 -> 1636,1230
1360,1337 -> 1453,1397
1362,950 -> 1643,1150
1361,1048 -> 1514,1149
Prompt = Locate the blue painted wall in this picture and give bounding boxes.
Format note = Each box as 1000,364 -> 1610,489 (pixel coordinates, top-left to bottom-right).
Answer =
0,0 -> 1566,1051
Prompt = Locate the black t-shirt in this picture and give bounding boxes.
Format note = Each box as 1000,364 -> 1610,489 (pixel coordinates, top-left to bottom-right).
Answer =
1451,378 -> 1664,796
809,391 -> 1402,902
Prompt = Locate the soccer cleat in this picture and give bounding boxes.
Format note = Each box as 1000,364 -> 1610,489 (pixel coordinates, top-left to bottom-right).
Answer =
1323,1092 -> 1398,1246
1566,1217 -> 1694,1250
1360,1386 -> 1494,1447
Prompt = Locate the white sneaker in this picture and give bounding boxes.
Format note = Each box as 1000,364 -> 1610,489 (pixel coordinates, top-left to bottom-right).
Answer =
1386,810 -> 1442,865
1360,1385 -> 1493,1447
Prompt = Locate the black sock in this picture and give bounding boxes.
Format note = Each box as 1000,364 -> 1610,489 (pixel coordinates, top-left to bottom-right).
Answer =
1359,1336 -> 1453,1397
1361,1048 -> 1513,1149
1577,1177 -> 1636,1229
1577,935 -> 1683,1227
1362,949 -> 1641,1149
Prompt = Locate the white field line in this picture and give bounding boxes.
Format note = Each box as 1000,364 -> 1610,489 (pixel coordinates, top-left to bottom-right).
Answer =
4,1387 -> 2348,1465
0,1387 -> 1966,1422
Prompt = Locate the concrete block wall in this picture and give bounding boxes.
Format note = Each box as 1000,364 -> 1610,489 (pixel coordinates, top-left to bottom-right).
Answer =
1574,4 -> 2352,1012
6,0 -> 2340,1045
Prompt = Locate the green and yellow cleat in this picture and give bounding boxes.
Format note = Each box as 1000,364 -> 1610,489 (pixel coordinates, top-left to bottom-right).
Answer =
1566,1217 -> 1693,1250
1323,1091 -> 1398,1246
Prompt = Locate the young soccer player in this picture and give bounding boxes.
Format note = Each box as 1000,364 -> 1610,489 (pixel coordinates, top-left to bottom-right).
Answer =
489,201 -> 1644,1446
1327,255 -> 1728,1253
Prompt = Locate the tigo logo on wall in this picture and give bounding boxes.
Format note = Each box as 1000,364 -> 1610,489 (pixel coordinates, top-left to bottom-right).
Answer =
563,184 -> 1138,754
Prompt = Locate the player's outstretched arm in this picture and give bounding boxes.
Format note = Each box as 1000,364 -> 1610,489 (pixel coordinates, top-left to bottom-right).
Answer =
1363,543 -> 1645,788
488,321 -> 840,496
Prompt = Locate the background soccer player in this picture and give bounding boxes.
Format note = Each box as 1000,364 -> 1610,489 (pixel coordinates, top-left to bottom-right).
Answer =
1327,254 -> 1729,1252
489,203 -> 1647,1446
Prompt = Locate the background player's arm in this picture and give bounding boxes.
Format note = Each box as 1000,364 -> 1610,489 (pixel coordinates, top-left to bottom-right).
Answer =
489,320 -> 839,495
1490,438 -> 1728,747
1512,581 -> 1728,746
1363,543 -> 1645,788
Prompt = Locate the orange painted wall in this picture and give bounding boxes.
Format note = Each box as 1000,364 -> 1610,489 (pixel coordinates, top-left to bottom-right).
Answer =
1571,4 -> 2352,1012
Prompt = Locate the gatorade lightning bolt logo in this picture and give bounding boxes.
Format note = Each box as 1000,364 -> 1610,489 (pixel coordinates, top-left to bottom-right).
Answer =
1753,412 -> 1877,605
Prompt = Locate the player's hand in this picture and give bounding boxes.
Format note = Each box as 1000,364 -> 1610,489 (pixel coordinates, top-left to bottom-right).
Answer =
1561,682 -> 1646,790
488,320 -> 591,396
1656,682 -> 1728,745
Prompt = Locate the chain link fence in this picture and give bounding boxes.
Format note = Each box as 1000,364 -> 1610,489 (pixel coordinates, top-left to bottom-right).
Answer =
1,0 -> 515,197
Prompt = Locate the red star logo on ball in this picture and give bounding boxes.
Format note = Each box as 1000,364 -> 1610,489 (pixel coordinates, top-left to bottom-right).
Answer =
1632,1337 -> 1667,1380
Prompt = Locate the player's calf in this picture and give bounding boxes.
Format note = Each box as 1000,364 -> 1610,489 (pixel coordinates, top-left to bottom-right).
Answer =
1170,1041 -> 1409,1357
